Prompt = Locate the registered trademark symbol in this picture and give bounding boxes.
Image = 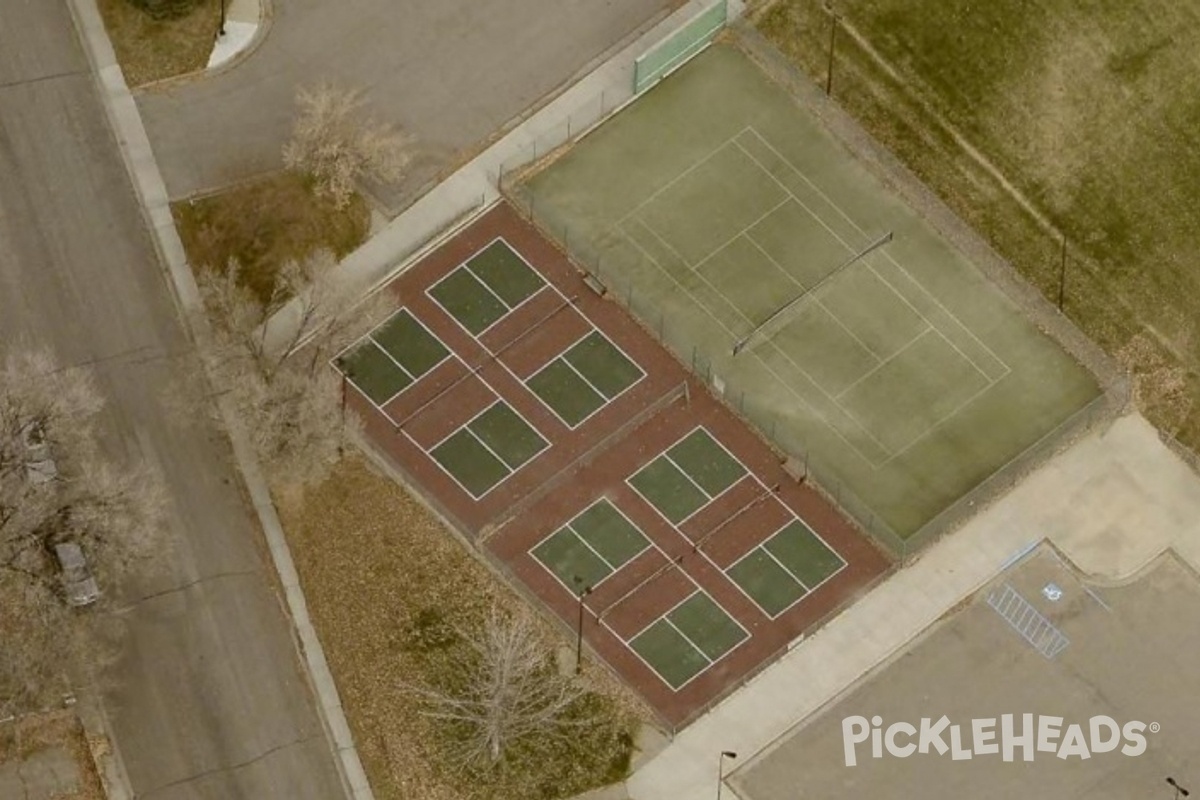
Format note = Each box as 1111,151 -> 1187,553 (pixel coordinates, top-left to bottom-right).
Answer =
1150,722 -> 1161,733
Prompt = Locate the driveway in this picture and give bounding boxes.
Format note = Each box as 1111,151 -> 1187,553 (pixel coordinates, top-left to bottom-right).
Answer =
136,0 -> 675,209
0,2 -> 344,798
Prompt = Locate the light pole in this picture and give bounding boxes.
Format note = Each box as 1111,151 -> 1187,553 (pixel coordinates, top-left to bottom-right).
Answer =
1168,777 -> 1191,799
824,4 -> 839,96
574,580 -> 592,675
716,751 -> 738,800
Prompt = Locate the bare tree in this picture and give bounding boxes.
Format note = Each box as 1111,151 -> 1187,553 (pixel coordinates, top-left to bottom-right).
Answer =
0,346 -> 164,715
404,607 -> 589,767
194,251 -> 392,486
282,83 -> 415,209
0,347 -> 162,594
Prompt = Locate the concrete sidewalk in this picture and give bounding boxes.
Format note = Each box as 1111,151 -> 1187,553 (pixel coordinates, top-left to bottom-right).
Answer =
264,0 -> 744,355
207,0 -> 263,70
626,412 -> 1200,800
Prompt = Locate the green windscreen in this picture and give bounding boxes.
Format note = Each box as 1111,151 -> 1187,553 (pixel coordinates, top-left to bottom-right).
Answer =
633,0 -> 728,94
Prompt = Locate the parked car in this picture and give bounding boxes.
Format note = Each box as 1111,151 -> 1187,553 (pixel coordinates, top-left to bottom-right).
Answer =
54,542 -> 101,607
20,421 -> 58,485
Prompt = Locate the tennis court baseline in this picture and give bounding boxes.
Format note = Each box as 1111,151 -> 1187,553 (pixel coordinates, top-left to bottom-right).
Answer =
428,238 -> 548,336
334,308 -> 452,407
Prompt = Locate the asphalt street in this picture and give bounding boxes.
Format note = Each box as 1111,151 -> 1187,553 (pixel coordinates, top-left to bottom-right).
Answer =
0,2 -> 344,798
136,0 -> 674,209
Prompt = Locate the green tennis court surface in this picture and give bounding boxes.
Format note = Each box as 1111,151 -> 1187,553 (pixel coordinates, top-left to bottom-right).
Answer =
526,330 -> 645,426
629,591 -> 748,689
430,401 -> 548,497
336,309 -> 450,405
726,520 -> 845,617
429,239 -> 546,334
532,499 -> 651,589
629,428 -> 746,523
520,44 -> 1100,542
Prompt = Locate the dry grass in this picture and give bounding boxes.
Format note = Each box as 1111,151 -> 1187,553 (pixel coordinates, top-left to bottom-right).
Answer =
96,0 -> 220,88
0,710 -> 106,800
274,456 -> 648,800
755,0 -> 1200,449
173,171 -> 370,305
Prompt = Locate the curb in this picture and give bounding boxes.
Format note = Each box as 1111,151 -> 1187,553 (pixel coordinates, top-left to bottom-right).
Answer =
64,1 -> 373,798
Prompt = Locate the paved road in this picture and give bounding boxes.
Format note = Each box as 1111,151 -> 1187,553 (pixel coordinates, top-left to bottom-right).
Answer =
137,0 -> 674,209
0,3 -> 344,798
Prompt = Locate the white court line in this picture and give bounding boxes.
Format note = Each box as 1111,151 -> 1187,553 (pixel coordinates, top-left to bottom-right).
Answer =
835,328 -> 934,401
741,127 -> 1011,380
532,498 -> 671,602
629,131 -> 1007,469
372,308 -> 456,381
745,233 -> 885,366
517,320 -> 649,431
408,425 -> 507,502
687,197 -> 790,272
463,235 -> 548,301
620,219 -> 896,464
719,512 -> 848,620
426,266 -> 511,336
723,543 -> 808,621
624,425 -> 753,529
562,329 -> 648,400
571,524 -> 620,573
617,581 -> 752,692
614,128 -> 755,230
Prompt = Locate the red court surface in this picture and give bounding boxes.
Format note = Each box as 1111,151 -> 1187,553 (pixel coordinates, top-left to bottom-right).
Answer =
342,201 -> 893,729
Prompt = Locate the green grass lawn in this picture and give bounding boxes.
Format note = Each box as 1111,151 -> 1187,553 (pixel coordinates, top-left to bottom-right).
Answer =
755,0 -> 1200,447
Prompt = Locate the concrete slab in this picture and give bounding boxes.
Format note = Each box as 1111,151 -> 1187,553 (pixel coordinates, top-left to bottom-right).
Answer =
732,547 -> 1200,800
627,413 -> 1200,800
0,746 -> 79,800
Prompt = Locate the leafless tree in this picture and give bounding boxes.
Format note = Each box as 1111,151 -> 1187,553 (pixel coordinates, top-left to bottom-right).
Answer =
282,82 -> 415,209
194,251 -> 392,486
0,346 -> 164,715
404,607 -> 589,767
0,347 -> 163,593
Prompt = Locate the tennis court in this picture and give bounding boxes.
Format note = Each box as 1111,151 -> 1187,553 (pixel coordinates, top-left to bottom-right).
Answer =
517,44 -> 1100,541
